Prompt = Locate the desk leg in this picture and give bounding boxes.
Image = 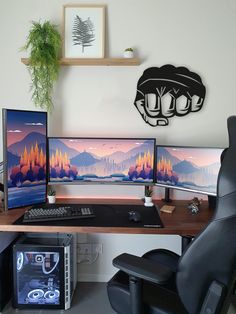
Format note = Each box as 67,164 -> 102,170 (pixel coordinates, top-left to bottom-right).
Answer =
181,236 -> 194,254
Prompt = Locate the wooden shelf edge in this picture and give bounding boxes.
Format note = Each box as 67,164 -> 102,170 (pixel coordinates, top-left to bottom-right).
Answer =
21,57 -> 141,66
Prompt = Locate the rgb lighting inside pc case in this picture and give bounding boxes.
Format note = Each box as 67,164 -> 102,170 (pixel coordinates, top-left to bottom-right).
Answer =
13,234 -> 76,310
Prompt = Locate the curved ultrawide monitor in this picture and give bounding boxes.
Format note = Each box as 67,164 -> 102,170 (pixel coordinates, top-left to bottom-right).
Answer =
155,145 -> 224,196
48,137 -> 156,185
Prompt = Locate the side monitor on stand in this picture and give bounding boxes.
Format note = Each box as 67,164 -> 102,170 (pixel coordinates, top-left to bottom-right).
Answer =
155,145 -> 223,209
161,188 -> 216,210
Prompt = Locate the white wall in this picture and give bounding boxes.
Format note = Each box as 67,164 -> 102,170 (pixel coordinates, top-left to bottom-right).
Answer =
0,0 -> 235,281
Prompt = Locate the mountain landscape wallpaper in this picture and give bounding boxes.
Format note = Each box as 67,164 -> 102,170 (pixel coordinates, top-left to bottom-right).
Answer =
4,110 -> 47,209
49,138 -> 155,184
156,146 -> 223,195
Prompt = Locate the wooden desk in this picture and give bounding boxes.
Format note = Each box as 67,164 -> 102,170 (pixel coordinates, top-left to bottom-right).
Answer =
0,198 -> 214,237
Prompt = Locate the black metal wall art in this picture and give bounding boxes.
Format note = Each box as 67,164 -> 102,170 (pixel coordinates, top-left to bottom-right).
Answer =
134,65 -> 206,126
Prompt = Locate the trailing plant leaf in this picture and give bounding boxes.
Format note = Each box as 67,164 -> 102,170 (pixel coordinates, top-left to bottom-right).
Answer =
22,21 -> 61,112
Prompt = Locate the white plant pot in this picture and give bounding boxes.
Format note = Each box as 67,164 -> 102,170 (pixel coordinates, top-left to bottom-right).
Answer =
48,195 -> 56,204
144,196 -> 154,207
123,50 -> 134,58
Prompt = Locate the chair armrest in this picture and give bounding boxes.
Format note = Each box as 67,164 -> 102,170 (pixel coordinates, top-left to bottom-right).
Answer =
200,280 -> 226,314
113,253 -> 173,284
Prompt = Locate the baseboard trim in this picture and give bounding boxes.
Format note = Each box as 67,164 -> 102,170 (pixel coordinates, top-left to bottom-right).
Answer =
78,274 -> 112,282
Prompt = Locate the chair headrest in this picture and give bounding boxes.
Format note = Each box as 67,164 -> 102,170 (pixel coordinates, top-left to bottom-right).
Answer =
227,116 -> 236,148
215,116 -> 236,219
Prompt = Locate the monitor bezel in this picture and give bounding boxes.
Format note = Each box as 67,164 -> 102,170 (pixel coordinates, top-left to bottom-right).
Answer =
47,136 -> 156,186
2,108 -> 48,210
155,144 -> 224,197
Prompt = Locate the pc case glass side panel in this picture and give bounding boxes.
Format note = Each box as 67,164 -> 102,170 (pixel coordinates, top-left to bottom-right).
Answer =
3,109 -> 47,209
48,137 -> 155,184
13,246 -> 65,309
156,146 -> 224,196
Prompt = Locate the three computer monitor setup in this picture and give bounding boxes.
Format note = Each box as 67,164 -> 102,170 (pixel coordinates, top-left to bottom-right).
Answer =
2,108 -> 224,214
1,108 -> 225,312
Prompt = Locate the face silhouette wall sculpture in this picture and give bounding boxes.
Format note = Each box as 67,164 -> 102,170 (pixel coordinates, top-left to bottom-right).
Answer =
134,65 -> 206,126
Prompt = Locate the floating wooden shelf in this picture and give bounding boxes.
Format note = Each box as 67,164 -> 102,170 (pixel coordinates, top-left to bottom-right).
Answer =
21,57 -> 140,66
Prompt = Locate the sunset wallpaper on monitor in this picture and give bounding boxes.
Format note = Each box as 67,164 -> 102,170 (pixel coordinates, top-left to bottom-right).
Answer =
48,138 -> 155,184
156,146 -> 224,195
3,109 -> 47,209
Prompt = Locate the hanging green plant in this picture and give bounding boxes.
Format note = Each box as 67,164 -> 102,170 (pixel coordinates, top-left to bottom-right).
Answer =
22,20 -> 62,112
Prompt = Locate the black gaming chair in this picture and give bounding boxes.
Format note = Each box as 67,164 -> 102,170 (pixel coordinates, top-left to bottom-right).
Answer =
107,116 -> 236,314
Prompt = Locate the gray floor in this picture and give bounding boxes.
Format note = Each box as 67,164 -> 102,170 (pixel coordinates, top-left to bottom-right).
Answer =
2,282 -> 236,314
230,302 -> 236,314
1,283 -> 116,314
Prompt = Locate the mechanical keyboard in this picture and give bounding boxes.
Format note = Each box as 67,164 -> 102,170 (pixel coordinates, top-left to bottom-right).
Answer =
23,204 -> 95,223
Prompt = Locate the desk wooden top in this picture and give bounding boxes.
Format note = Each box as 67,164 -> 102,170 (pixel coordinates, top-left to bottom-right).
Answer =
0,198 -> 214,236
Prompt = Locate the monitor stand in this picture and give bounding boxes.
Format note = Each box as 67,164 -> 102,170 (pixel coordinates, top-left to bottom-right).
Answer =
162,188 -> 172,203
208,195 -> 217,210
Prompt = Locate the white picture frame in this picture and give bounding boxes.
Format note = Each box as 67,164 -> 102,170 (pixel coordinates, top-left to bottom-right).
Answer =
63,4 -> 105,58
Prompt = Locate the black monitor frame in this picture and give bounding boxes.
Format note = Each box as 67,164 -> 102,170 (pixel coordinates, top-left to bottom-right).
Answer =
2,108 -> 48,210
47,137 -> 156,186
155,144 -> 224,198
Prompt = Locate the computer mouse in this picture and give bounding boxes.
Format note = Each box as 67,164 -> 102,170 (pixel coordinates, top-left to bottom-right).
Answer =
128,210 -> 141,223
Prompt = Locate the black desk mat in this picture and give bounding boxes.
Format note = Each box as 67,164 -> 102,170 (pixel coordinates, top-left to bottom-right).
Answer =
13,204 -> 163,228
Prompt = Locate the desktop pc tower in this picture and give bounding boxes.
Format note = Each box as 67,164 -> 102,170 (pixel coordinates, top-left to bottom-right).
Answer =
0,232 -> 19,311
13,233 -> 77,310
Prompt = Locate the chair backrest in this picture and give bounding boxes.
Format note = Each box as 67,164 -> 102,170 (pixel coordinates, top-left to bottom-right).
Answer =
176,116 -> 236,314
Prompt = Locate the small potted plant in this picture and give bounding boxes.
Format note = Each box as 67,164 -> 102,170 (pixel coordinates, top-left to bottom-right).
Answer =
47,186 -> 56,204
144,186 -> 154,207
123,47 -> 134,58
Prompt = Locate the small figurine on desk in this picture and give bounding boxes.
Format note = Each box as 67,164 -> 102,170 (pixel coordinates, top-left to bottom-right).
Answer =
187,197 -> 202,214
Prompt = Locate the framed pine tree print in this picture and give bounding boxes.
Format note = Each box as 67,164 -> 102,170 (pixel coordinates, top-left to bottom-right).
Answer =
63,4 -> 105,58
